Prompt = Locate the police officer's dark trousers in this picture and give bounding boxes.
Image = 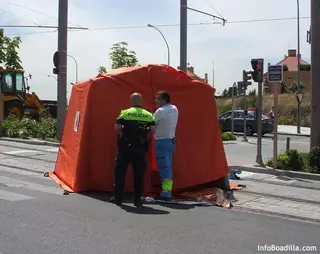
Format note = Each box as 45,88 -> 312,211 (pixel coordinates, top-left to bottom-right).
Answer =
114,138 -> 147,204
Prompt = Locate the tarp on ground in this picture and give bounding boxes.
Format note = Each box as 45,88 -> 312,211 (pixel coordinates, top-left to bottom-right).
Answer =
49,64 -> 229,194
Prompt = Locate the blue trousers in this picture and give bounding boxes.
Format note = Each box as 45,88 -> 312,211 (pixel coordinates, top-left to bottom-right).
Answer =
155,139 -> 175,199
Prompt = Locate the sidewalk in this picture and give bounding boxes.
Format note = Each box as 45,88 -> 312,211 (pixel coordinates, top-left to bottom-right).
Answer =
278,125 -> 310,136
231,171 -> 320,223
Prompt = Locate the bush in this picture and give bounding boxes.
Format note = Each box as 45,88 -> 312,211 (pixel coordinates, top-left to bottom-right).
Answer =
309,145 -> 320,173
1,114 -> 22,138
1,114 -> 57,141
266,153 -> 290,170
286,149 -> 304,171
265,149 -> 317,173
300,152 -> 310,172
221,132 -> 237,141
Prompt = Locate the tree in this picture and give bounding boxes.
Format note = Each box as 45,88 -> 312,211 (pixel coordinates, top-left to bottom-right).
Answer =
283,65 -> 289,71
248,89 -> 256,96
0,29 -> 5,66
280,81 -> 287,94
288,80 -> 305,93
109,41 -> 138,69
221,89 -> 228,97
300,65 -> 311,71
97,66 -> 107,74
0,29 -> 22,69
4,36 -> 22,69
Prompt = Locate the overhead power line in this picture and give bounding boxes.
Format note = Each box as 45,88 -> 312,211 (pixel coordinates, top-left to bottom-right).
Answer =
2,0 -> 85,28
0,7 -> 41,25
1,25 -> 88,29
5,16 -> 311,36
204,0 -> 224,18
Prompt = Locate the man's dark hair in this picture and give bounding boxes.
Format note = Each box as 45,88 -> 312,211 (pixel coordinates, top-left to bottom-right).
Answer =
157,91 -> 170,103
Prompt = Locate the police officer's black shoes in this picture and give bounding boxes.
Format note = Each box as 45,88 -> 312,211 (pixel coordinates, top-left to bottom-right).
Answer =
109,196 -> 123,206
134,198 -> 143,208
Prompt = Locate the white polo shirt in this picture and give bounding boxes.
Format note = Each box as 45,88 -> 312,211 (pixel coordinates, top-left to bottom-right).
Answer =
153,104 -> 178,140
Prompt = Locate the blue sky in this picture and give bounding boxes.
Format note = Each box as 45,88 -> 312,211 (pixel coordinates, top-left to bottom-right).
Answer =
1,0 -> 311,99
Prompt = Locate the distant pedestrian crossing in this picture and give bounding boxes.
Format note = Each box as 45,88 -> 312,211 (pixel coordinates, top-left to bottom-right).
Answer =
0,146 -> 62,202
0,168 -> 63,202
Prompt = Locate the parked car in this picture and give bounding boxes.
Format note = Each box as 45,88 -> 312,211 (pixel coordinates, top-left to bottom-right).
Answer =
218,110 -> 274,136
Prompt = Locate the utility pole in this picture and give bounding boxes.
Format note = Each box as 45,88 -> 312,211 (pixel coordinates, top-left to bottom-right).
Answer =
179,0 -> 226,73
57,0 -> 68,141
310,0 -> 320,149
297,0 -> 301,134
180,0 -> 188,73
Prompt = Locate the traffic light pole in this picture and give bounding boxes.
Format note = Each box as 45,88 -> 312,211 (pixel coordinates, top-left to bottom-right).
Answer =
57,0 -> 68,141
242,89 -> 248,142
255,77 -> 265,167
242,73 -> 248,142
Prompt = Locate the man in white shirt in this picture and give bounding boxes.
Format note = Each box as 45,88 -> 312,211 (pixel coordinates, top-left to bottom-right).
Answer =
153,91 -> 178,201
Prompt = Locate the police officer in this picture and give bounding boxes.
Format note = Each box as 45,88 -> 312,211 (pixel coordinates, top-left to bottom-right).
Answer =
112,93 -> 155,207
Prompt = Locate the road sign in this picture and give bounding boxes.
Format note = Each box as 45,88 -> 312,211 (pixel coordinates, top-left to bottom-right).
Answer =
268,65 -> 283,83
297,92 -> 304,103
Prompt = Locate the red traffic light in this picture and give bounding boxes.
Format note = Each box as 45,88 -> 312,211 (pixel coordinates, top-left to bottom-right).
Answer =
251,59 -> 263,71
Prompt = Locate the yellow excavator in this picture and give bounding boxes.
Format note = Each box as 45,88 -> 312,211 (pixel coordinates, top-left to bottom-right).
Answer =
0,68 -> 57,119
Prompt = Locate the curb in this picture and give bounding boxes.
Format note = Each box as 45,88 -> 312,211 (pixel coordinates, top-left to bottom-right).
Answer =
0,137 -> 60,147
235,132 -> 310,138
229,165 -> 320,181
278,132 -> 310,138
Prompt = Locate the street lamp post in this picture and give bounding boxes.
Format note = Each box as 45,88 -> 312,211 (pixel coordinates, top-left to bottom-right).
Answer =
147,24 -> 170,66
297,0 -> 301,134
67,54 -> 78,83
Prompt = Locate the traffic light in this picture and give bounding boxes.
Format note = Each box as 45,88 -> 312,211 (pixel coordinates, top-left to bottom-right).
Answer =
250,58 -> 264,82
243,70 -> 252,90
237,82 -> 245,95
53,51 -> 60,74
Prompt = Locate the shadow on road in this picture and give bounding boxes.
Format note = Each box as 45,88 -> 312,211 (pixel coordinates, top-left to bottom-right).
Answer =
80,191 -> 170,215
120,204 -> 170,215
149,202 -> 196,211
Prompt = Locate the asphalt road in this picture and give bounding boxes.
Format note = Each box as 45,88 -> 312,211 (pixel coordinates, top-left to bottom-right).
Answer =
0,140 -> 319,254
225,134 -> 310,166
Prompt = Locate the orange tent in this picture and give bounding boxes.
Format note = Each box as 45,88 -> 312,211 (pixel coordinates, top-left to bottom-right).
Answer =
49,64 -> 229,194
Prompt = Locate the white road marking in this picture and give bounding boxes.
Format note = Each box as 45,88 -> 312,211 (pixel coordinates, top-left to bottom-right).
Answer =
3,147 -> 59,155
0,189 -> 35,201
0,176 -> 62,195
4,150 -> 39,155
45,148 -> 59,152
0,167 -> 51,180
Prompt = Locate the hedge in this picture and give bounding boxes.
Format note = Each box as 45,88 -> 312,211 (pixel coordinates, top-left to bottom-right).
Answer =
265,147 -> 320,174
